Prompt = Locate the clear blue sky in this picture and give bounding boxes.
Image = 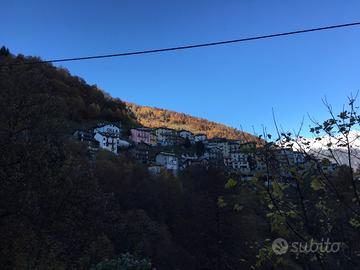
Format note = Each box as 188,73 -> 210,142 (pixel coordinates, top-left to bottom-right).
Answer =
2,0 -> 360,136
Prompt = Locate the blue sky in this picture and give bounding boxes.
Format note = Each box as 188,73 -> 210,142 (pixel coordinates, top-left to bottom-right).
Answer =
2,1 -> 360,136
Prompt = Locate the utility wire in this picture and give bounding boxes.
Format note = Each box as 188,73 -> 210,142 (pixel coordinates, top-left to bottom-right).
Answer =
2,21 -> 360,67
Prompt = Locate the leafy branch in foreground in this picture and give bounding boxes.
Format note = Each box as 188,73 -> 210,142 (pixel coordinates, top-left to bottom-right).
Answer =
254,94 -> 360,269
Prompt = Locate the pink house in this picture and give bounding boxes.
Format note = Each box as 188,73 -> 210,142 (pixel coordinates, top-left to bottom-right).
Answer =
130,128 -> 155,145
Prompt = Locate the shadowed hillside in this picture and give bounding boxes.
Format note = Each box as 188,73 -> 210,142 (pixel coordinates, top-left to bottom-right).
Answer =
126,102 -> 258,142
0,50 -> 137,131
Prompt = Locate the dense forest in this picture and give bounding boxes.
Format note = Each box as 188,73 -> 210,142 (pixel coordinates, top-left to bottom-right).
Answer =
1,47 -> 360,270
126,102 -> 258,142
0,47 -> 136,131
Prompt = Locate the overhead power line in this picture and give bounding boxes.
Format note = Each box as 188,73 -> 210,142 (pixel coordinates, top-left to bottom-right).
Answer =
2,21 -> 360,66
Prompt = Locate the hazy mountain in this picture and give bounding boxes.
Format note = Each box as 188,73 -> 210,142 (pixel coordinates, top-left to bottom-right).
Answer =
294,131 -> 360,168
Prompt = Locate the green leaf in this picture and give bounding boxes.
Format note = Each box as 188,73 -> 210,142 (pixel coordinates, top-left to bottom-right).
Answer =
272,183 -> 284,199
225,178 -> 238,189
311,178 -> 325,191
286,210 -> 298,218
217,196 -> 227,208
349,218 -> 360,228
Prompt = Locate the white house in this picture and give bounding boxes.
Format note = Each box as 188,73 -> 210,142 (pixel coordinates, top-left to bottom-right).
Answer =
94,132 -> 118,154
194,133 -> 207,142
93,124 -> 128,155
203,146 -> 223,160
155,128 -> 177,146
155,152 -> 179,173
148,164 -> 163,175
178,130 -> 194,143
94,124 -> 122,135
206,138 -> 230,158
227,152 -> 251,173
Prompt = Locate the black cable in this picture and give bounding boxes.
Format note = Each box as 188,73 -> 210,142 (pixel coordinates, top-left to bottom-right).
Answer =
2,21 -> 360,67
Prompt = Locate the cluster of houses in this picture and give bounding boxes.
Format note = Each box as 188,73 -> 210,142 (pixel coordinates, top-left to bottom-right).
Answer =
74,123 -> 338,179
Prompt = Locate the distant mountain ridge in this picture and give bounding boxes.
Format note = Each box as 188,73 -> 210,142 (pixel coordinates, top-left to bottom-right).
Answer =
292,131 -> 360,168
126,102 -> 259,142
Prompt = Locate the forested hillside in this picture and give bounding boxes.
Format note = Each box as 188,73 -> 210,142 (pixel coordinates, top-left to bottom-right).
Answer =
0,48 -> 265,270
0,47 -> 136,131
0,48 -> 266,270
1,48 -> 360,270
0,47 -> 258,142
127,102 -> 258,141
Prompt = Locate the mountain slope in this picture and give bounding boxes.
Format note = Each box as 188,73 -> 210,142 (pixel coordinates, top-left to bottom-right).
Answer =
292,131 -> 360,168
1,49 -> 258,142
0,51 -> 137,130
126,102 -> 259,142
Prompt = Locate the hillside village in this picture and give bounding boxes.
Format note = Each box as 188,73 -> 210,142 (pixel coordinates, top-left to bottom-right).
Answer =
74,123 -> 338,178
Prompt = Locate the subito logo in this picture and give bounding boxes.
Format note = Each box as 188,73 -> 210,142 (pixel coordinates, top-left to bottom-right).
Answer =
272,238 -> 289,255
